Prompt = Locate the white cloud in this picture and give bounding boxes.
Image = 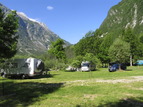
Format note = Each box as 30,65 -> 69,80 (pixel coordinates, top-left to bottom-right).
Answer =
47,6 -> 54,10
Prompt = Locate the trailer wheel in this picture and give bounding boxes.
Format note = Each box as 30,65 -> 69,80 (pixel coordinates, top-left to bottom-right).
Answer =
2,74 -> 6,78
42,71 -> 47,75
21,74 -> 26,79
1,72 -> 6,78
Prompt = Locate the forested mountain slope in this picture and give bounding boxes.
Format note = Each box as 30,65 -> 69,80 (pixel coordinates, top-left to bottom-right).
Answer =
99,0 -> 143,35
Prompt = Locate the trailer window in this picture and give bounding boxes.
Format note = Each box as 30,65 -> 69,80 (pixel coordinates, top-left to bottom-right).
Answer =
10,63 -> 18,68
82,63 -> 90,67
22,63 -> 29,68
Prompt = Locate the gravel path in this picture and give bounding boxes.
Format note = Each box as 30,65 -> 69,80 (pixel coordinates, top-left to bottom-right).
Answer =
96,76 -> 143,84
65,76 -> 143,85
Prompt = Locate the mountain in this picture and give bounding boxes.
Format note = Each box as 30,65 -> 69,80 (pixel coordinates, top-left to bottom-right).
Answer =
0,3 -> 70,55
17,12 -> 62,55
99,0 -> 143,36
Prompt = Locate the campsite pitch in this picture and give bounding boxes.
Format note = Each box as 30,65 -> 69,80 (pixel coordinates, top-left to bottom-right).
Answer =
0,66 -> 143,107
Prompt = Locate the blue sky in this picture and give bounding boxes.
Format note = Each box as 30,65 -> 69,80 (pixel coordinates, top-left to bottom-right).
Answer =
0,0 -> 122,44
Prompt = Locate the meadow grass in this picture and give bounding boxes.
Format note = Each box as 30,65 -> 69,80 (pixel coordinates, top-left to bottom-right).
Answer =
0,66 -> 143,107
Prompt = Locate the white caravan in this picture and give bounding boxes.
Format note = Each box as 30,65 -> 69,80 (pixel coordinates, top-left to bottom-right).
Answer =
0,57 -> 46,78
81,61 -> 95,71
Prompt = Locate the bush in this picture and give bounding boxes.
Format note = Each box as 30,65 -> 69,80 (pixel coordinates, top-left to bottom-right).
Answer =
83,53 -> 102,68
71,60 -> 81,68
44,59 -> 67,71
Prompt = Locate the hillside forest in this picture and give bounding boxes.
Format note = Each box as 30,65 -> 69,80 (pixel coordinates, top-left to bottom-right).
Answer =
14,28 -> 143,71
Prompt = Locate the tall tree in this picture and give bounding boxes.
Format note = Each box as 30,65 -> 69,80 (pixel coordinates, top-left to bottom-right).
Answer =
108,38 -> 130,69
98,33 -> 115,65
0,9 -> 19,59
74,29 -> 103,57
122,28 -> 140,66
74,36 -> 96,56
48,39 -> 66,62
65,45 -> 75,60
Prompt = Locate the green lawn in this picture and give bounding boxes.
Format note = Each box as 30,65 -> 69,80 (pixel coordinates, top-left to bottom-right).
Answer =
0,66 -> 143,107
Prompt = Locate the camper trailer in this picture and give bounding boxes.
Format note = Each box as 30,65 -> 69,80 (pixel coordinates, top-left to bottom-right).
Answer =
81,61 -> 95,71
0,57 -> 46,78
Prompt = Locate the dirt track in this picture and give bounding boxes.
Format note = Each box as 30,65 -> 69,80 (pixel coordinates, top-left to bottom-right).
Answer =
65,76 -> 143,86
96,76 -> 143,84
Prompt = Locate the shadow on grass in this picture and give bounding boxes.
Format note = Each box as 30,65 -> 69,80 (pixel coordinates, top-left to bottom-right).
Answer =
98,98 -> 143,107
33,73 -> 60,79
0,80 -> 64,107
65,70 -> 77,72
76,97 -> 143,107
6,73 -> 60,79
125,69 -> 133,71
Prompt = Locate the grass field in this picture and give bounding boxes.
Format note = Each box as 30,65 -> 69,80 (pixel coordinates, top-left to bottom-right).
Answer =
0,66 -> 143,107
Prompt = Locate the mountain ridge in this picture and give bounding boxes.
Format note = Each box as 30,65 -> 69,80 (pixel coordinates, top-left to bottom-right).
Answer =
0,3 -> 71,55
99,0 -> 143,35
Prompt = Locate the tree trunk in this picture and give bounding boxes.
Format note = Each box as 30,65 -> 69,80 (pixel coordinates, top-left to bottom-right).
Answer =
119,63 -> 122,71
130,55 -> 133,66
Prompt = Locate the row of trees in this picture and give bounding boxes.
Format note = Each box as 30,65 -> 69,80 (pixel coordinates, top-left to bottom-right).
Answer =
38,27 -> 143,70
74,28 -> 143,67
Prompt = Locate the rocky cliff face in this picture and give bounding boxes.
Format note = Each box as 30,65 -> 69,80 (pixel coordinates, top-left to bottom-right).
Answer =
99,0 -> 143,35
17,12 -> 61,55
0,3 -> 70,55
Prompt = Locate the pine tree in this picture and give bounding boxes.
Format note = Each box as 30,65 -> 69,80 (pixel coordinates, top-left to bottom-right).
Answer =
122,28 -> 140,66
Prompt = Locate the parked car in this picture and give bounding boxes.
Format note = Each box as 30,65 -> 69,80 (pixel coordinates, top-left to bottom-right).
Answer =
108,63 -> 127,72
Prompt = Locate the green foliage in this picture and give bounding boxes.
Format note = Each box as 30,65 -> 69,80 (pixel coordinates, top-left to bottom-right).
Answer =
74,37 -> 92,56
84,30 -> 94,37
65,45 -> 75,60
0,9 -> 19,59
108,38 -> 130,63
71,55 -> 83,68
83,53 -> 101,68
139,34 -> 143,44
74,29 -> 103,56
70,53 -> 101,69
99,0 -> 143,34
48,39 -> 66,62
122,28 -> 137,55
98,33 -> 116,63
72,29 -> 103,67
121,28 -> 143,63
71,60 -> 81,68
38,52 -> 67,71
